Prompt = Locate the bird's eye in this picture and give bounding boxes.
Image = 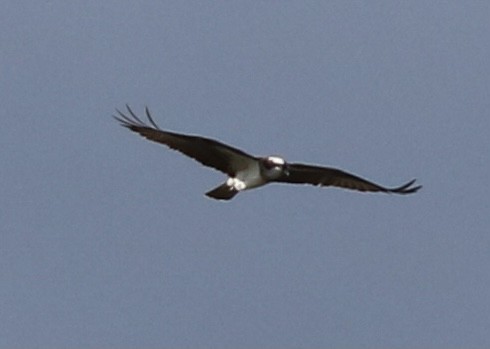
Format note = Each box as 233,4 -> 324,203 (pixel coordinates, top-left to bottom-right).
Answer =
262,157 -> 285,170
264,160 -> 277,169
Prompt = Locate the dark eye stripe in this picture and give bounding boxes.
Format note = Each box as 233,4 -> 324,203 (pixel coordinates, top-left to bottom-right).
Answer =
265,161 -> 277,169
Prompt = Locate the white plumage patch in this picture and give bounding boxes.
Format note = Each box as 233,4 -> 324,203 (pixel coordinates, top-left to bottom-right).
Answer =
226,177 -> 246,191
268,156 -> 285,165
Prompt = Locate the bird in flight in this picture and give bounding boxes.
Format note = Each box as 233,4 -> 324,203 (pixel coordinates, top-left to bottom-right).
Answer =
114,106 -> 421,200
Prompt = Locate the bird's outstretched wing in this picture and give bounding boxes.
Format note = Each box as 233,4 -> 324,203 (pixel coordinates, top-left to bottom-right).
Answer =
113,105 -> 257,176
276,163 -> 421,194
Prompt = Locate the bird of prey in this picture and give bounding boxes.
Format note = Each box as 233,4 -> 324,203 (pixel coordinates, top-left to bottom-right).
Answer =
114,106 -> 421,201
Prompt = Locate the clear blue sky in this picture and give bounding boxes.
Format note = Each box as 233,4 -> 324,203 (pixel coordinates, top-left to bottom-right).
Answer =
2,1 -> 490,347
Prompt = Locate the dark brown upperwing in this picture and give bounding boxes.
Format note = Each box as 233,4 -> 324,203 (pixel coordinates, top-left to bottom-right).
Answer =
276,163 -> 421,194
114,105 -> 257,176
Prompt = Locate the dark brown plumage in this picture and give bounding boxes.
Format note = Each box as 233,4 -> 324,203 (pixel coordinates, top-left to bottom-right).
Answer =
114,105 -> 421,199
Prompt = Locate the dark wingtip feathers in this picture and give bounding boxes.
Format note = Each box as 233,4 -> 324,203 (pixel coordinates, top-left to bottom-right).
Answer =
388,179 -> 422,194
113,105 -> 160,130
145,106 -> 161,130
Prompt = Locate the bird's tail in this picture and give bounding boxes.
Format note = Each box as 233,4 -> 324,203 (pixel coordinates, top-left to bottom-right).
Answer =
205,183 -> 239,200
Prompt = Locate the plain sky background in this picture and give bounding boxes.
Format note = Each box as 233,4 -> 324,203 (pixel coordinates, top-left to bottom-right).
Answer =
2,1 -> 490,348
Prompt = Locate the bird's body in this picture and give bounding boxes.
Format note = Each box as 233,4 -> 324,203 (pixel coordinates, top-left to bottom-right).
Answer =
114,106 -> 421,200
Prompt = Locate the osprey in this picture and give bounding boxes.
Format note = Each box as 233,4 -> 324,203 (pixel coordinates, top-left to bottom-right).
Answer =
114,106 -> 421,200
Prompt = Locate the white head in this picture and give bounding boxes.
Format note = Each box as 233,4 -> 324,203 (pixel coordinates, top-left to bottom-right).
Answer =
266,156 -> 285,166
260,156 -> 289,179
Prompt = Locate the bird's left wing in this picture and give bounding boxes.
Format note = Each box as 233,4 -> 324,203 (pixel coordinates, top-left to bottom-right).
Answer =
276,163 -> 421,194
114,105 -> 257,176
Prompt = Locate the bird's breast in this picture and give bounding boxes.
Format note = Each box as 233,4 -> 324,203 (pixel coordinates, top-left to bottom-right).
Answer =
235,162 -> 267,190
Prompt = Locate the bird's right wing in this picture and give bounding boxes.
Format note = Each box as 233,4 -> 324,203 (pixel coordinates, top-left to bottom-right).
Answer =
114,105 -> 257,176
